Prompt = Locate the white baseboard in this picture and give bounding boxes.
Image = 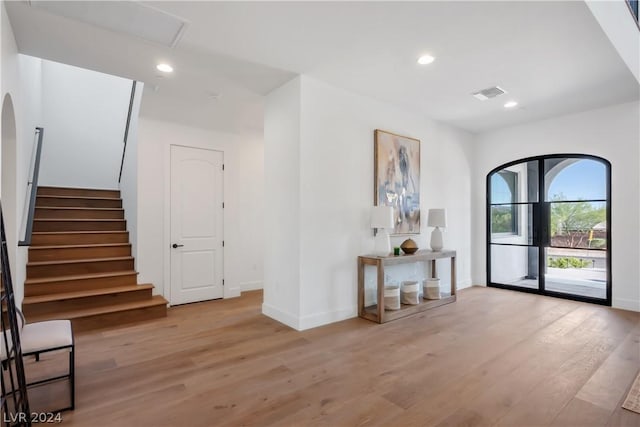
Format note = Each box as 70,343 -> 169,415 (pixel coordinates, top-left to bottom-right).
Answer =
224,285 -> 241,299
262,303 -> 300,330
613,298 -> 640,312
457,280 -> 472,290
298,307 -> 356,331
261,303 -> 357,331
240,281 -> 263,292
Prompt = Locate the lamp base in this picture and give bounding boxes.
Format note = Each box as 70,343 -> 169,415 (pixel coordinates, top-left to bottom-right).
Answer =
430,227 -> 443,252
374,229 -> 391,256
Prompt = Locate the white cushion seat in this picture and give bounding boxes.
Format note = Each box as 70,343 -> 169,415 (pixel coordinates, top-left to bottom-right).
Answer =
21,320 -> 73,355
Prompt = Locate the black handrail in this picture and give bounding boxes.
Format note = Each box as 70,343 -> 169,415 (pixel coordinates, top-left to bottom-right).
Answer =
118,80 -> 137,184
18,127 -> 44,247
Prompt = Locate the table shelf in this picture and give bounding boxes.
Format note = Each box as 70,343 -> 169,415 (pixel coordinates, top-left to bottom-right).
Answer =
357,250 -> 457,324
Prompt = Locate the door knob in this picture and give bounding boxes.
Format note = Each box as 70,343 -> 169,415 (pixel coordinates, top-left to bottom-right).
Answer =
172,243 -> 184,249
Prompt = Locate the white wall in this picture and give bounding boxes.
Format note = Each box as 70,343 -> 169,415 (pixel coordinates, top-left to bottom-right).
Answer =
471,101 -> 640,312
587,1 -> 640,84
262,77 -> 302,326
39,60 -> 132,189
119,81 -> 144,262
136,116 -> 264,302
236,130 -> 265,291
264,75 -> 474,330
1,3 -> 19,303
1,5 -> 43,306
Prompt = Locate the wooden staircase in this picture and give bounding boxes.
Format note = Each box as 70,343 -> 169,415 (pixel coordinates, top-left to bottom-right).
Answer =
22,186 -> 167,332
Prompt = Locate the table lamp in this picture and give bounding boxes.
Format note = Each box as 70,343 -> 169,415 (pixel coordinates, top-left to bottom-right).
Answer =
427,208 -> 447,251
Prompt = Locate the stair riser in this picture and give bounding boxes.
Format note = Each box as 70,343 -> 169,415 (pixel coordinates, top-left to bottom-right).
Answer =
29,245 -> 132,262
36,196 -> 122,208
33,220 -> 126,232
27,259 -> 134,279
38,187 -> 120,198
25,274 -> 138,296
71,304 -> 167,333
35,208 -> 124,220
31,232 -> 130,246
22,288 -> 153,318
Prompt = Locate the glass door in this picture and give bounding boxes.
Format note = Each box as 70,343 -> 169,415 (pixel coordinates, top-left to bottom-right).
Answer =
487,155 -> 611,305
488,160 -> 539,291
543,158 -> 609,301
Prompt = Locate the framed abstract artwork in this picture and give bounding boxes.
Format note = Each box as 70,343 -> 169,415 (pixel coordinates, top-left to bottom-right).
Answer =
374,129 -> 421,235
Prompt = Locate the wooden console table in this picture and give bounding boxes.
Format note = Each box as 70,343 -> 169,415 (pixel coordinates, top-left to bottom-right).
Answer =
357,250 -> 457,324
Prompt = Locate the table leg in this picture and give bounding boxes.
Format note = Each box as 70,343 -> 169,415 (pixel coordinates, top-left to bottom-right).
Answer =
377,262 -> 385,323
357,258 -> 364,317
451,256 -> 457,296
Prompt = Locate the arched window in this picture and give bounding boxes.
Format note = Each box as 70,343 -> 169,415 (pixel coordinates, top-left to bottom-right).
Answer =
487,154 -> 611,306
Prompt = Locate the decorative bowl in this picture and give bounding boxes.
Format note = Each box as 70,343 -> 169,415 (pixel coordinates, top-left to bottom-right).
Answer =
400,238 -> 418,254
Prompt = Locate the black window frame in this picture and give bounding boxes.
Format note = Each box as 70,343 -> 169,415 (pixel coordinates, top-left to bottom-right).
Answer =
486,154 -> 612,307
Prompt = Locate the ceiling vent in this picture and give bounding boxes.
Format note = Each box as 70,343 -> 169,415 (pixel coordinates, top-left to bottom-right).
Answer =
472,86 -> 507,101
30,1 -> 188,48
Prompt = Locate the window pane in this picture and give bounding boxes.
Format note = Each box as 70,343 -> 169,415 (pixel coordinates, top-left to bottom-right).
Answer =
545,247 -> 606,299
490,204 -> 534,245
545,158 -> 606,201
549,201 -> 607,249
490,161 -> 538,204
490,244 -> 538,288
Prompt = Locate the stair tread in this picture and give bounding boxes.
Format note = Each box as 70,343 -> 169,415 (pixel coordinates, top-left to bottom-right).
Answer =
32,231 -> 127,235
25,270 -> 138,285
23,284 -> 154,304
37,195 -> 121,201
38,186 -> 118,191
26,295 -> 167,323
34,218 -> 125,222
28,256 -> 134,267
29,243 -> 131,250
36,207 -> 124,211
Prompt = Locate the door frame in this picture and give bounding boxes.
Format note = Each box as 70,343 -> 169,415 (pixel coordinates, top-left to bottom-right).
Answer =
164,143 -> 225,305
486,153 -> 612,306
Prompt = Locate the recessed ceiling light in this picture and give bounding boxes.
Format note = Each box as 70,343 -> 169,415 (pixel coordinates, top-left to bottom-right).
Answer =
504,101 -> 518,108
417,55 -> 435,65
156,63 -> 173,73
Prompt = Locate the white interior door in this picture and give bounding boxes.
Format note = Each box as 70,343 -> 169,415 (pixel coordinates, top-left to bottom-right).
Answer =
170,145 -> 224,305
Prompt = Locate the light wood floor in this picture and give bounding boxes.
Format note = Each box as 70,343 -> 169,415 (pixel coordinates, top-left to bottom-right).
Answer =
26,287 -> 640,426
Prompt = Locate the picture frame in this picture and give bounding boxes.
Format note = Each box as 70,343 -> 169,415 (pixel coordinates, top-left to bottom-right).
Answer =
374,129 -> 421,235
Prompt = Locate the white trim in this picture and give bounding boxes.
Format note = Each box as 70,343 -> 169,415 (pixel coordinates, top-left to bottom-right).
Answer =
457,279 -> 473,290
240,281 -> 263,292
612,297 -> 640,312
298,307 -> 356,331
224,285 -> 240,299
163,143 -> 171,302
262,303 -> 300,330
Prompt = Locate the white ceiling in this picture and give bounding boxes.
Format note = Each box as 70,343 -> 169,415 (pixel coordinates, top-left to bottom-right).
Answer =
6,1 -> 639,134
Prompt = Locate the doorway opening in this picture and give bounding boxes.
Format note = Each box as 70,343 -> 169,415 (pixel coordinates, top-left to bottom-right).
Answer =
487,154 -> 611,305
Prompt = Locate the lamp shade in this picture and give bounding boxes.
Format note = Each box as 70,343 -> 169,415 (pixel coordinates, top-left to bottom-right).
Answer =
371,206 -> 394,229
427,208 -> 447,228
